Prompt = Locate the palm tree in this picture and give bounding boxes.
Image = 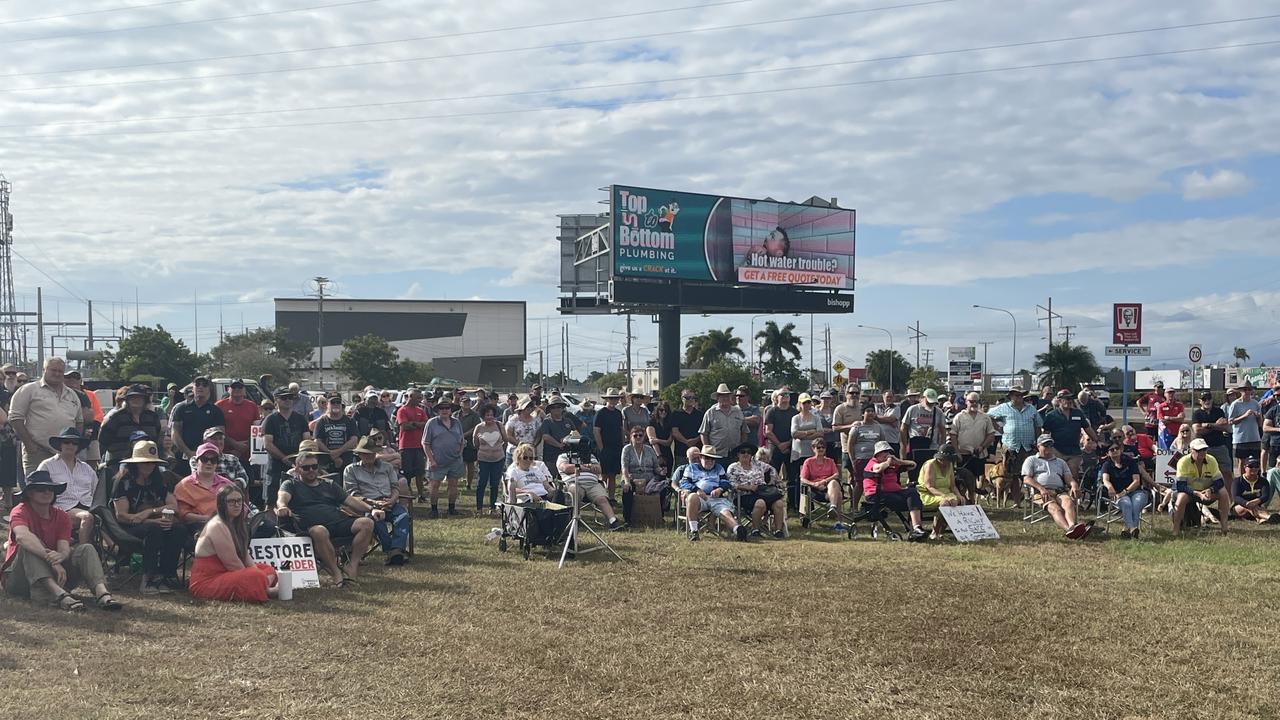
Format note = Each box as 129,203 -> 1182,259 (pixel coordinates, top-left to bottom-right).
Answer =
1233,347 -> 1250,367
1035,342 -> 1103,391
755,320 -> 803,365
684,328 -> 745,369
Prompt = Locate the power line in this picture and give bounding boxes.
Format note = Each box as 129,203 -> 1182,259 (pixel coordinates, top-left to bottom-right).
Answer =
6,14 -> 1275,131
0,0 -> 384,45
0,0 -> 957,93
0,0 -> 200,26
0,0 -> 762,80
5,38 -> 1274,141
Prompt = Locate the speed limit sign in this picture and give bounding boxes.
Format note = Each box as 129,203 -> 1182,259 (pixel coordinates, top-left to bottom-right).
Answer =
1188,344 -> 1202,364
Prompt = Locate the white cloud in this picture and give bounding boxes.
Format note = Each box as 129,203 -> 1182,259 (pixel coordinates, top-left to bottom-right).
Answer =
1181,169 -> 1252,200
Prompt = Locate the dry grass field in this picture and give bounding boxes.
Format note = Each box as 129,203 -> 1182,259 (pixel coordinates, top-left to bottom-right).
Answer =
4,504 -> 1280,720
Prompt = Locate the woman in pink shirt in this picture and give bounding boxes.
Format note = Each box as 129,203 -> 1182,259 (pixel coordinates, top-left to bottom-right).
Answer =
863,441 -> 928,540
800,439 -> 844,530
174,441 -> 236,533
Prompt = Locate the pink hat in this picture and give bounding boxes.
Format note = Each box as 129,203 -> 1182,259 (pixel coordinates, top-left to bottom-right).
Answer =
194,441 -> 221,460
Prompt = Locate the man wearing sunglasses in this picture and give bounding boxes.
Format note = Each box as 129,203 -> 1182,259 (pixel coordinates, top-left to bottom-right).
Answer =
276,449 -> 380,587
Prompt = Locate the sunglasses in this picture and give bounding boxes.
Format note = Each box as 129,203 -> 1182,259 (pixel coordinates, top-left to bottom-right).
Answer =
198,456 -> 218,464
297,463 -> 320,471
225,498 -> 244,505
681,396 -> 696,400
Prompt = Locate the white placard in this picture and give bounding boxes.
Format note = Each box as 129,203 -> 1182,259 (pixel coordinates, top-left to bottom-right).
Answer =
248,536 -> 321,589
939,504 -> 1000,542
250,424 -> 269,467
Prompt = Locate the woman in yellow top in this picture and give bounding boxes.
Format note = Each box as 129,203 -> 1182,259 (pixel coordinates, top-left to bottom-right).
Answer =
917,444 -> 964,539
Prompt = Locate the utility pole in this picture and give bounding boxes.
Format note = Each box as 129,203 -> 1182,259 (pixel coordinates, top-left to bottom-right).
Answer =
625,313 -> 633,392
809,313 -> 815,385
922,348 -> 935,367
193,290 -> 199,356
978,341 -> 993,392
86,300 -> 93,352
310,277 -> 330,390
824,324 -> 831,385
1059,325 -> 1076,344
906,322 -> 927,367
36,286 -> 43,370
1036,297 -> 1061,353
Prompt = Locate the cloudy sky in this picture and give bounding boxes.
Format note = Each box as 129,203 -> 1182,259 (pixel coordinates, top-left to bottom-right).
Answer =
1,0 -> 1277,378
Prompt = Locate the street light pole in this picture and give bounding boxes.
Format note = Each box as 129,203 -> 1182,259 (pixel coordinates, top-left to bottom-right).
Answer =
973,305 -> 1017,379
857,324 -> 894,391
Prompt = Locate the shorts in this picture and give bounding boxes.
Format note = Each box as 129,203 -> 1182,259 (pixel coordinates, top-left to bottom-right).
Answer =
462,446 -> 478,463
867,490 -> 921,513
1174,479 -> 1224,495
322,516 -> 357,540
599,445 -> 623,475
428,459 -> 465,482
567,478 -> 609,506
698,496 -> 734,516
400,448 -> 425,478
1235,442 -> 1262,460
1061,452 -> 1083,479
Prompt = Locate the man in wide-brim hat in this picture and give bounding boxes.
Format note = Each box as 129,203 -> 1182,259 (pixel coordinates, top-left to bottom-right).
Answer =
2,470 -> 122,611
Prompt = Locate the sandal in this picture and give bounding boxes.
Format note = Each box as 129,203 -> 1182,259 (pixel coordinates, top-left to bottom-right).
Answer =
334,577 -> 357,588
95,592 -> 123,611
52,592 -> 85,612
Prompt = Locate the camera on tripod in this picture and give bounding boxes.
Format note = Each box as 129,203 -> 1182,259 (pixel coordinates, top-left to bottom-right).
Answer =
562,432 -> 594,466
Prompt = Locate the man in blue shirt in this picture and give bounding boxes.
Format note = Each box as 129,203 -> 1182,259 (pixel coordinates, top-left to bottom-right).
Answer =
678,445 -> 748,542
988,386 -> 1043,505
1042,392 -> 1098,481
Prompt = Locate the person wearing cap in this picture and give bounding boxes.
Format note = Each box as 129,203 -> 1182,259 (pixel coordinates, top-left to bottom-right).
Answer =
987,386 -> 1043,506
394,389 -> 429,502
169,376 -> 226,463
1171,437 -> 1230,536
592,388 -> 624,492
276,446 -> 379,587
899,388 -> 948,481
1262,388 -> 1280,474
873,390 -> 905,456
698,383 -> 749,461
457,394 -> 483,492
1138,381 -> 1165,440
62,369 -> 102,464
734,385 -> 761,435
575,398 -> 598,432
1192,391 -> 1232,472
424,397 -> 465,518
623,390 -> 651,433
313,394 -> 360,476
499,393 -> 520,424
214,379 -> 258,464
343,437 -> 410,565
539,395 -> 584,476
678,445 -> 747,541
1229,458 -> 1275,524
287,382 -> 313,418
175,441 -> 240,535
863,441 -> 927,540
816,389 -> 841,464
1154,387 -> 1186,452
0,362 -> 19,409
917,444 -> 965,539
1021,434 -> 1092,539
99,384 -> 163,471
112,440 -> 189,594
159,383 -> 181,416
831,386 -> 864,474
3,470 -> 121,611
1099,440 -> 1146,539
36,427 -> 98,546
951,391 -> 995,498
1227,384 -> 1264,478
351,390 -> 390,439
1042,392 -> 1098,482
189,426 -> 250,490
261,386 -> 312,507
726,442 -> 785,538
555,433 -> 626,531
8,357 -> 84,476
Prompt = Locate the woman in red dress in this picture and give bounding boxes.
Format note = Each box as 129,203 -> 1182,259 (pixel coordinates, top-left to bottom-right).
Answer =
190,484 -> 276,603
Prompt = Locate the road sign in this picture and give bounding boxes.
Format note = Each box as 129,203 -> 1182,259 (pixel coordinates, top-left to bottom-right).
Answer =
832,375 -> 846,387
1188,344 -> 1202,364
832,360 -> 846,374
1113,303 -> 1142,344
1105,345 -> 1151,357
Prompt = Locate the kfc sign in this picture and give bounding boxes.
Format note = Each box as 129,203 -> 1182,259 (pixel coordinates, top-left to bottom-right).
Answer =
1113,303 -> 1142,345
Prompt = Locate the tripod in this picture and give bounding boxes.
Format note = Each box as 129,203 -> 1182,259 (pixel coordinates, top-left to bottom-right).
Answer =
557,475 -> 622,569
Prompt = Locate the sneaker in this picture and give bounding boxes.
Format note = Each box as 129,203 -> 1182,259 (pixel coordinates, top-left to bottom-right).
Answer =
1120,528 -> 1131,539
772,530 -> 785,539
140,577 -> 161,596
429,507 -> 439,519
1065,523 -> 1088,539
609,519 -> 628,532
908,527 -> 929,541
749,529 -> 763,538
1131,528 -> 1140,540
160,576 -> 185,593
734,525 -> 748,541
689,530 -> 700,542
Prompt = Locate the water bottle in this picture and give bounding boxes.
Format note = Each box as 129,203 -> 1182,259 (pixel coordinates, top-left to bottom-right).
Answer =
129,553 -> 143,573
484,527 -> 501,543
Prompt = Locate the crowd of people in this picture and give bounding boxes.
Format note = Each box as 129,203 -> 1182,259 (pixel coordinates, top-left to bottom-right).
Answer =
3,355 -> 1280,612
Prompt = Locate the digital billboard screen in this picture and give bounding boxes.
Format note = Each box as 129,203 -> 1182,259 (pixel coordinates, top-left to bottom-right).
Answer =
611,185 -> 855,290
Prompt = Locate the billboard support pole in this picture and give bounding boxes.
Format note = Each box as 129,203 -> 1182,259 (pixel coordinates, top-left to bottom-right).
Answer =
657,307 -> 680,391
1122,354 -> 1130,427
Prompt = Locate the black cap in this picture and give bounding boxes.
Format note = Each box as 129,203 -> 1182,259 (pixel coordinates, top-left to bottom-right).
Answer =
193,376 -> 211,386
229,378 -> 246,388
273,386 -> 295,398
125,384 -> 149,399
65,369 -> 82,379
1200,391 -> 1213,400
1246,457 -> 1262,468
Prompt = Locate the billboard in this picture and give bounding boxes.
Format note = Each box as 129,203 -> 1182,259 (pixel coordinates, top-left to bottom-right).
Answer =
611,185 -> 855,290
